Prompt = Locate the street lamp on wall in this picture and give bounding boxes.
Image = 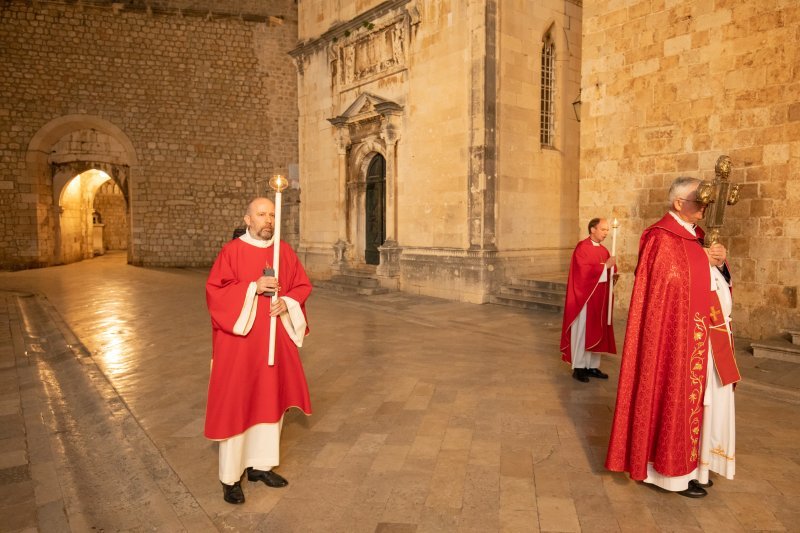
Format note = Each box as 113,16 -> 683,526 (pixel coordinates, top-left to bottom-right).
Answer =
572,90 -> 582,122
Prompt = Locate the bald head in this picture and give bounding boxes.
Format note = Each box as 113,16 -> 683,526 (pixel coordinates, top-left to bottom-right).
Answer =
246,197 -> 274,216
244,197 -> 276,241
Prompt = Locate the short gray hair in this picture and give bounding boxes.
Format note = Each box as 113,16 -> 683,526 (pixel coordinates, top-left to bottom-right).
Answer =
667,176 -> 701,206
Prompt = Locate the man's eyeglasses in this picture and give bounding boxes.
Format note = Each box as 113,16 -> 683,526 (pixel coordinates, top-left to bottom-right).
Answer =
677,198 -> 703,205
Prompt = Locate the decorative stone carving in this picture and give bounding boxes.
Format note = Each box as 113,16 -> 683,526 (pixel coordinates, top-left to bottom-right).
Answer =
336,18 -> 408,89
376,239 -> 401,278
327,93 -> 404,276
332,239 -> 350,271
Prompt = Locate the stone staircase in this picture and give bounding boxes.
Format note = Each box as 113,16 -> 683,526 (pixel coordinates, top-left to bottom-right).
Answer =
313,266 -> 391,296
751,330 -> 800,363
489,273 -> 567,313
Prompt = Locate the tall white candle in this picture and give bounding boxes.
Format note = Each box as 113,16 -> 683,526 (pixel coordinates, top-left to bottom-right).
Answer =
608,218 -> 619,326
267,190 -> 282,366
611,218 -> 618,256
267,174 -> 288,366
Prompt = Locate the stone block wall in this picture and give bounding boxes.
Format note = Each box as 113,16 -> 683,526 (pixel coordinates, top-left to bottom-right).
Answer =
93,181 -> 128,251
581,0 -> 800,339
294,1 -> 585,303
495,0 -> 582,277
0,0 -> 298,269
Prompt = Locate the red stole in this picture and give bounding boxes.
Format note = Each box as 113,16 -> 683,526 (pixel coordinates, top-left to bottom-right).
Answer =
560,237 -> 617,363
605,214 -> 715,480
708,291 -> 741,386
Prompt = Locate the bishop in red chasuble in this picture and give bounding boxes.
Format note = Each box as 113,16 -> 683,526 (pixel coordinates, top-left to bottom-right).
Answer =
205,198 -> 312,504
606,177 -> 738,499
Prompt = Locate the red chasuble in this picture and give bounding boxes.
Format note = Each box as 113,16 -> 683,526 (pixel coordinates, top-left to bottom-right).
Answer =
605,214 -> 714,480
204,238 -> 312,440
560,237 -> 617,363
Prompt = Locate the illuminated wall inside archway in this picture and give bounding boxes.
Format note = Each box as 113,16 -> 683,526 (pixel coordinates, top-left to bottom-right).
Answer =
59,170 -> 112,264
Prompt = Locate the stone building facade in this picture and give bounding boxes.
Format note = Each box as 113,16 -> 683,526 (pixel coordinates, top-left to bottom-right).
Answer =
291,0 -> 582,302
581,0 -> 799,339
0,0 -> 299,269
3,0 -> 794,340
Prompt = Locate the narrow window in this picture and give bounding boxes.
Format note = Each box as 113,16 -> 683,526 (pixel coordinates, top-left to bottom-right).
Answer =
540,32 -> 555,147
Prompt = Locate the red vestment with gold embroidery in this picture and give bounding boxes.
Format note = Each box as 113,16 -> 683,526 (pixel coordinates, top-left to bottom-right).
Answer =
605,213 -> 714,480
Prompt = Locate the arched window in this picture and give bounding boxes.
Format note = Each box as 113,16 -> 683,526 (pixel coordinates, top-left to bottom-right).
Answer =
540,30 -> 555,147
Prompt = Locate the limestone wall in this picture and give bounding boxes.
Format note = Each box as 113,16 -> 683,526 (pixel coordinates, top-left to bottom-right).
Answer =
495,0 -> 582,274
294,1 -> 474,269
295,0 -> 584,302
581,0 -> 799,339
0,0 -> 298,269
94,181 -> 128,251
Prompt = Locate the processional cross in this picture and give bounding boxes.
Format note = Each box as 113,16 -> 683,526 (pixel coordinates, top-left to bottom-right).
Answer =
695,155 -> 741,247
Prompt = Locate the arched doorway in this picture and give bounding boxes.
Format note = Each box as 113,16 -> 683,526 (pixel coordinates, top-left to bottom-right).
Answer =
24,115 -> 136,267
364,154 -> 386,265
57,169 -> 128,264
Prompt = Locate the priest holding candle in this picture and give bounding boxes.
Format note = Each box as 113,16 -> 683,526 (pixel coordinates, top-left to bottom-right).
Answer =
204,186 -> 313,505
559,218 -> 618,383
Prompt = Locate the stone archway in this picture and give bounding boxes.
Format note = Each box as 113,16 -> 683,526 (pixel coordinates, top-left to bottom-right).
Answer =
26,115 -> 137,266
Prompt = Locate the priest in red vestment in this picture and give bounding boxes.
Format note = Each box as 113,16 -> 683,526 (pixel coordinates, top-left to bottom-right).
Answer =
606,177 -> 738,499
560,218 -> 617,383
205,197 -> 312,504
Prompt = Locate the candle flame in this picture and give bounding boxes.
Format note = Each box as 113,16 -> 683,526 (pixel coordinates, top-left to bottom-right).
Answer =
268,174 -> 289,192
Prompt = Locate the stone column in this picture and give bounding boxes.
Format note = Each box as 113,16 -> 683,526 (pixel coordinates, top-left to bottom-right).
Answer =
467,0 -> 497,253
328,118 -> 350,271
376,102 -> 403,279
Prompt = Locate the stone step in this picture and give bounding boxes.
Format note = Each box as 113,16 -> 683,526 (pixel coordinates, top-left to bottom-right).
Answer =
488,293 -> 563,313
751,337 -> 800,363
490,272 -> 568,314
330,274 -> 381,288
509,276 -> 567,292
314,278 -> 390,296
498,284 -> 565,303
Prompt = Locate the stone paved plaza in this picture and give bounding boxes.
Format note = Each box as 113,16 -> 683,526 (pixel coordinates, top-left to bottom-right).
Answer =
1,252 -> 798,532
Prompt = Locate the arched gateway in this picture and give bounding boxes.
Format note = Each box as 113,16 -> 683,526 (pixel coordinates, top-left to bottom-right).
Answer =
25,115 -> 137,266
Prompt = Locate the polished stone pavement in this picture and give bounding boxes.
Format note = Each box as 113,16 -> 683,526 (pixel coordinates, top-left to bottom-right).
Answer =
1,252 -> 798,532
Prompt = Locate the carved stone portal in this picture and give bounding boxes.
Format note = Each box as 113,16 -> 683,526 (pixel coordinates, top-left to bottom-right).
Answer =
327,93 -> 403,278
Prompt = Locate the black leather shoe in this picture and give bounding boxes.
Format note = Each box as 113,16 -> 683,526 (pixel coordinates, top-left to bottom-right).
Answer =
247,467 -> 288,488
585,368 -> 609,379
691,478 -> 713,488
677,483 -> 707,498
222,481 -> 245,504
572,369 -> 590,383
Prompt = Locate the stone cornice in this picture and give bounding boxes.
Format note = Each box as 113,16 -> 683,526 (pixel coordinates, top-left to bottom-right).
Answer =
289,0 -> 410,60
22,0 -> 292,23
